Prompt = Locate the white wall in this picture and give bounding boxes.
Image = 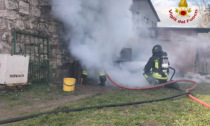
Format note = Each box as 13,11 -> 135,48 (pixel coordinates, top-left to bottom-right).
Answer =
131,0 -> 158,29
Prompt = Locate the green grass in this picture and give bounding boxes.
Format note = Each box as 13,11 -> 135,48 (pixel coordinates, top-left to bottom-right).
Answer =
1,83 -> 210,126
0,83 -> 78,109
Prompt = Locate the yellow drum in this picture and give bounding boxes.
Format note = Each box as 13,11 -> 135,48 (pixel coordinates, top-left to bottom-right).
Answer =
63,78 -> 76,92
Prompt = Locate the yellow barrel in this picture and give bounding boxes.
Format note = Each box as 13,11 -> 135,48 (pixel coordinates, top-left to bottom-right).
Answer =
63,78 -> 76,92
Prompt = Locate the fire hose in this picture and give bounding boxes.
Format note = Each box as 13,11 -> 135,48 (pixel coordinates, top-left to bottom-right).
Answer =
0,68 -> 209,125
106,67 -> 210,108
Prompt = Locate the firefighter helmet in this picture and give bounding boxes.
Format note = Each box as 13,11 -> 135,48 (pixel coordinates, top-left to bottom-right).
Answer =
152,45 -> 163,53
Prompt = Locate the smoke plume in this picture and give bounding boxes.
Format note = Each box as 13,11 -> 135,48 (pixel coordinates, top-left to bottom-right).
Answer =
50,0 -> 151,87
50,0 -> 210,86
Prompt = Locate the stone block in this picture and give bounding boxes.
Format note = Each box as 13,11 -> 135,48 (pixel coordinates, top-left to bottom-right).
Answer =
39,0 -> 50,6
0,42 -> 11,53
57,59 -> 62,66
50,40 -> 57,45
2,32 -> 12,42
0,0 -> 5,10
40,5 -> 51,18
52,34 -> 59,39
69,57 -> 75,63
19,1 -> 29,15
0,18 -> 6,29
7,20 -> 14,30
31,7 -> 41,17
37,22 -> 48,32
5,0 -> 18,10
50,61 -> 57,69
57,54 -> 62,59
26,18 -> 37,29
49,25 -> 56,33
14,20 -> 25,30
0,10 -> 19,20
28,0 -> 38,7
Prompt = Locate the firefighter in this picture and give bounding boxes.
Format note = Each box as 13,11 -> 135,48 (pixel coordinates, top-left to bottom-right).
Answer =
82,70 -> 88,84
98,72 -> 106,86
143,45 -> 168,85
81,70 -> 106,86
143,45 -> 179,89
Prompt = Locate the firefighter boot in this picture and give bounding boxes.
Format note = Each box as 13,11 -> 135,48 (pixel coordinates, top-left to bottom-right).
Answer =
99,75 -> 106,86
165,82 -> 180,91
82,74 -> 87,84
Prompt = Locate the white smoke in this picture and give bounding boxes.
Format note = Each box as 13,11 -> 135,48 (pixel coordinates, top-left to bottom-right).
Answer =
50,0 -> 210,87
50,0 -> 152,87
160,33 -> 210,83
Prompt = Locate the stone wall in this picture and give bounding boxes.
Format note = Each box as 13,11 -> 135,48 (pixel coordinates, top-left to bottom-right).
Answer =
0,0 -> 75,83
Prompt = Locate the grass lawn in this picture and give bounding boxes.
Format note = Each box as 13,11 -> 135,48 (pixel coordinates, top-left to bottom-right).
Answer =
1,82 -> 210,126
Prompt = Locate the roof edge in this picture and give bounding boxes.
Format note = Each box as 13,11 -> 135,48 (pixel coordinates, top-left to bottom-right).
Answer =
147,0 -> 160,22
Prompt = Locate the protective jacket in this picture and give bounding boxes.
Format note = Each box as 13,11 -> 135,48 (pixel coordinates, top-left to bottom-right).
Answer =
144,51 -> 169,80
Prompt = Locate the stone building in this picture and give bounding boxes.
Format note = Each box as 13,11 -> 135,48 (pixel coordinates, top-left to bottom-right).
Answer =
0,0 -> 161,85
0,0 -> 75,84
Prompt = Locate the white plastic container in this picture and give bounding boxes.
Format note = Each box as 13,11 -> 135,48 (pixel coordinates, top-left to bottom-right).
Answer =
0,54 -> 29,85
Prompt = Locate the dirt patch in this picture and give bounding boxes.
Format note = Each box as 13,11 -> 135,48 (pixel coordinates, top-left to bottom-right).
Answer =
0,84 -> 119,121
140,120 -> 160,126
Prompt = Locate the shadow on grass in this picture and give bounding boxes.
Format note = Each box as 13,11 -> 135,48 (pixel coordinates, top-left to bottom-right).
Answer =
179,82 -> 210,95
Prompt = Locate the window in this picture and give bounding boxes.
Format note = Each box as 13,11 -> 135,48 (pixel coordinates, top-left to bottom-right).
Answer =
152,21 -> 157,27
144,17 -> 149,24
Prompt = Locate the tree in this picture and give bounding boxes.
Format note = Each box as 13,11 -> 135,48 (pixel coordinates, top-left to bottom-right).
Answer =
193,0 -> 210,27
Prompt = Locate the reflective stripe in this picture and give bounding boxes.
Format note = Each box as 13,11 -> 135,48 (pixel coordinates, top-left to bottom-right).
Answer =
155,59 -> 159,69
144,74 -> 149,78
82,71 -> 88,75
153,72 -> 168,80
99,72 -> 105,76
